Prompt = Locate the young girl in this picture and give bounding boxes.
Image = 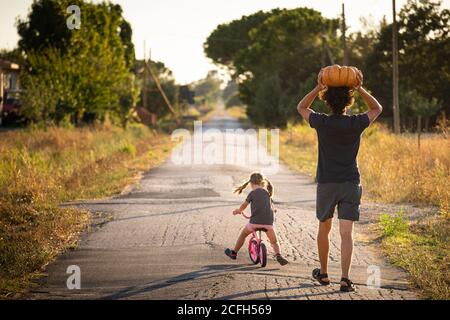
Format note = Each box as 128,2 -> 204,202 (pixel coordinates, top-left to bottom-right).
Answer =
224,172 -> 289,266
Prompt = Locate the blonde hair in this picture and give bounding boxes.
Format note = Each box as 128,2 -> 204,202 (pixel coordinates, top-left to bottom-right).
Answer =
233,172 -> 274,197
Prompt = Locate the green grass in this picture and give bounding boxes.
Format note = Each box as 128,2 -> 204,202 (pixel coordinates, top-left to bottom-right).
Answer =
0,123 -> 173,298
379,208 -> 409,237
379,209 -> 450,300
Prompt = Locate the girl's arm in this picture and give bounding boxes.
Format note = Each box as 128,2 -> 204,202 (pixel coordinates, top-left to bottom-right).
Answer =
233,201 -> 249,215
270,198 -> 277,214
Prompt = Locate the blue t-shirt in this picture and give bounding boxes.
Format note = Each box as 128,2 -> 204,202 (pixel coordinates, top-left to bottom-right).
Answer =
309,112 -> 370,184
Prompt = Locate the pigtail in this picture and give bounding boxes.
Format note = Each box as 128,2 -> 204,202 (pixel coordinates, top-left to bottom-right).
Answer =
265,178 -> 274,198
234,180 -> 250,195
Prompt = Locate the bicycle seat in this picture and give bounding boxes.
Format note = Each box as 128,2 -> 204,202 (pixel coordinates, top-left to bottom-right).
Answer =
255,228 -> 267,232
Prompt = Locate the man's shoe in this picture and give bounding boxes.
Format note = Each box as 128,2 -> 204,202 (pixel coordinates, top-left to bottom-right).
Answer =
340,278 -> 356,292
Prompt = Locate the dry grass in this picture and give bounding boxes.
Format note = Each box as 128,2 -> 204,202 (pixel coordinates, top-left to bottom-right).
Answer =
280,121 -> 450,299
0,124 -> 173,297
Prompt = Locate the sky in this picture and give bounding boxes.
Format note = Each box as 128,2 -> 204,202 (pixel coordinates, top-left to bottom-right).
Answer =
1,0 -> 449,84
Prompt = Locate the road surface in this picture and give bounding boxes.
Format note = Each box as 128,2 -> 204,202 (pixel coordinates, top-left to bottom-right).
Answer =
28,112 -> 417,300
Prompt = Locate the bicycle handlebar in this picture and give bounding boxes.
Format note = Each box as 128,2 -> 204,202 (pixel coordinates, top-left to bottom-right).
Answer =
241,212 -> 251,219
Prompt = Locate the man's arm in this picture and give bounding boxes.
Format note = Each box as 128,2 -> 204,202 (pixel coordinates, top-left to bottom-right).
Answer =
357,87 -> 383,123
354,70 -> 383,123
297,69 -> 325,122
297,84 -> 322,122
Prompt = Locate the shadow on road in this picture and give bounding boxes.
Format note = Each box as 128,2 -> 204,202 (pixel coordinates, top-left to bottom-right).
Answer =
100,264 -> 279,300
111,203 -> 240,223
215,284 -> 341,300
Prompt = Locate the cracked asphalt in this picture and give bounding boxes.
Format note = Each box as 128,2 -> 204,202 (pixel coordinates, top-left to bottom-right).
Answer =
28,112 -> 417,300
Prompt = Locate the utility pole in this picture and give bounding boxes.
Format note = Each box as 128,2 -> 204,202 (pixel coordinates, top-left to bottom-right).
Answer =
342,3 -> 348,65
392,0 -> 401,134
0,72 -> 3,126
145,62 -> 177,117
321,34 -> 327,67
142,42 -> 178,123
145,49 -> 178,120
143,41 -> 148,111
321,34 -> 335,66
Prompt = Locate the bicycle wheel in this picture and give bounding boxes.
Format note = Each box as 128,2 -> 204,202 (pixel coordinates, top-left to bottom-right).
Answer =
259,242 -> 267,267
248,239 -> 259,264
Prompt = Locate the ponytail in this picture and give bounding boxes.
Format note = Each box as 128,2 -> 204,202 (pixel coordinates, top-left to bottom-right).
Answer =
265,178 -> 274,198
234,180 -> 250,195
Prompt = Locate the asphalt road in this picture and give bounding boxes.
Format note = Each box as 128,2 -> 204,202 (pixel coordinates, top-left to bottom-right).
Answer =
28,112 -> 417,300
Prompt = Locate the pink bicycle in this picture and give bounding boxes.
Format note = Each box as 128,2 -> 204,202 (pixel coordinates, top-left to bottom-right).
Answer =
241,212 -> 268,267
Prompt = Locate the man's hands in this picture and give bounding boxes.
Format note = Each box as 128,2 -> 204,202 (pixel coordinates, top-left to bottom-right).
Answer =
297,70 -> 325,122
350,68 -> 383,123
354,68 -> 363,90
317,68 -> 326,91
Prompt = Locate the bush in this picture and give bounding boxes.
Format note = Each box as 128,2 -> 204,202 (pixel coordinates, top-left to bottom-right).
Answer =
379,208 -> 409,237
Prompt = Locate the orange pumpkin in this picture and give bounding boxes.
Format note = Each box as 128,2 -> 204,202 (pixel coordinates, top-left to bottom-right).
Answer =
321,64 -> 359,87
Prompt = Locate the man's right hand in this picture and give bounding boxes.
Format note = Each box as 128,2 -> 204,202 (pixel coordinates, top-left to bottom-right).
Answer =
317,69 -> 326,90
355,68 -> 363,90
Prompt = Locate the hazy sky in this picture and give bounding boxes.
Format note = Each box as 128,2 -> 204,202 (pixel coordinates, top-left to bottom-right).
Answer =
1,0 -> 449,83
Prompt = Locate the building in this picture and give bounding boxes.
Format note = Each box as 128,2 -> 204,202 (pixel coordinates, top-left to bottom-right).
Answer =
0,59 -> 21,125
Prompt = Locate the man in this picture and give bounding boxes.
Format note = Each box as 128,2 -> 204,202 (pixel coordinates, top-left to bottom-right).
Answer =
297,69 -> 382,292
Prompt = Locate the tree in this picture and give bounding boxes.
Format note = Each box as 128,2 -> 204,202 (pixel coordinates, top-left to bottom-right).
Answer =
205,7 -> 339,127
400,88 -> 441,132
365,0 -> 449,120
222,80 -> 243,108
17,0 -> 137,126
17,0 -> 73,54
191,70 -> 222,104
204,10 -> 277,73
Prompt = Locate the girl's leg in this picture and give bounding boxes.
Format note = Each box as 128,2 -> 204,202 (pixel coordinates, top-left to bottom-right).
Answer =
265,229 -> 281,255
233,227 -> 252,253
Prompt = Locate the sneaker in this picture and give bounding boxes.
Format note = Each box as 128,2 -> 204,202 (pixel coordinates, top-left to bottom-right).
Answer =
225,248 -> 237,260
276,254 -> 289,266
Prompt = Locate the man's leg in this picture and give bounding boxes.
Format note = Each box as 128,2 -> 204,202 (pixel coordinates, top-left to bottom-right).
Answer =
317,218 -> 332,280
339,219 -> 354,283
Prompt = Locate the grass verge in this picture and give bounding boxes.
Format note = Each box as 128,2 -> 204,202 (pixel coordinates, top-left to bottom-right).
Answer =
379,208 -> 449,299
0,123 -> 173,298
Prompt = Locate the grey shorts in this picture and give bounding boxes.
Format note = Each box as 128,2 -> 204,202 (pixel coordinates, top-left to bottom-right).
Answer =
316,182 -> 362,222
